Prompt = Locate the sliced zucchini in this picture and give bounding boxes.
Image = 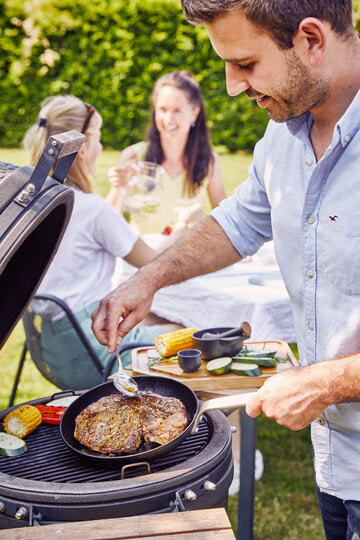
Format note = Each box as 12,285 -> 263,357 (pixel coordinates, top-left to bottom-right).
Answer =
47,396 -> 78,407
206,357 -> 232,375
230,362 -> 262,377
237,348 -> 277,358
232,355 -> 276,367
246,351 -> 277,358
274,356 -> 289,363
0,432 -> 27,456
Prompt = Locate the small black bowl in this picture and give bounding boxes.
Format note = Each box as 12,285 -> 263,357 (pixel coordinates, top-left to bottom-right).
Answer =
178,349 -> 202,372
192,327 -> 250,361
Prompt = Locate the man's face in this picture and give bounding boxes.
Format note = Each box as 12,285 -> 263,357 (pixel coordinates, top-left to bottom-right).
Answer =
206,10 -> 330,122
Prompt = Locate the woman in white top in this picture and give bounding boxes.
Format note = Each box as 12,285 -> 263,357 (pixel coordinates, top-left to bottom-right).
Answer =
108,71 -> 226,234
23,95 -> 179,389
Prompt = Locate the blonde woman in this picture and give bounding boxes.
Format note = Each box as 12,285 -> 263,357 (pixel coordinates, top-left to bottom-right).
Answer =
23,95 -> 179,389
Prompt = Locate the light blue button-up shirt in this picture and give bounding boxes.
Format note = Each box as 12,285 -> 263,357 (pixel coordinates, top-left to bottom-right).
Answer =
211,90 -> 360,499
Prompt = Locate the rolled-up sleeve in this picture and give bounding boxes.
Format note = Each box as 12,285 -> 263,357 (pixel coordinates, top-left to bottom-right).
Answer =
211,136 -> 272,258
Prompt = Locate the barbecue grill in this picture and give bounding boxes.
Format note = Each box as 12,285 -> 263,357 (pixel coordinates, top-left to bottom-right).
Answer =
0,393 -> 233,528
0,133 -> 234,529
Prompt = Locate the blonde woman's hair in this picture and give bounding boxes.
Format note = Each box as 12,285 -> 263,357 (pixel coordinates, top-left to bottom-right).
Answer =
23,95 -> 102,193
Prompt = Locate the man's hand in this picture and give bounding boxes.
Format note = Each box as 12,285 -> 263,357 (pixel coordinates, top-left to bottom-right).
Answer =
91,274 -> 155,353
246,365 -> 329,430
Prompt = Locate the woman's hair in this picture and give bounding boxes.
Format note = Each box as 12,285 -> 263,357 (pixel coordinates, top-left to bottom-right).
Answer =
145,70 -> 214,197
23,95 -> 102,193
181,0 -> 354,50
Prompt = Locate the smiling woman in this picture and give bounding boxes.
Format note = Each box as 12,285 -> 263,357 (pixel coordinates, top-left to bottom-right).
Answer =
107,70 -> 226,234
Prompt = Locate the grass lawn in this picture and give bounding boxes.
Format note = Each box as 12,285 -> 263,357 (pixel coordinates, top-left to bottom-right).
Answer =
0,147 -> 324,539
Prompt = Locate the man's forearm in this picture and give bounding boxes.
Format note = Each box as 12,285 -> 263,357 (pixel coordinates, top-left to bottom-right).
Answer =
321,352 -> 360,404
137,215 -> 241,294
91,215 -> 242,351
246,351 -> 360,431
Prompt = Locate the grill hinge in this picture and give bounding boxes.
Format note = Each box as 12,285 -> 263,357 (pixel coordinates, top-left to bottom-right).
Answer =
169,490 -> 186,512
14,503 -> 42,526
169,486 -> 197,513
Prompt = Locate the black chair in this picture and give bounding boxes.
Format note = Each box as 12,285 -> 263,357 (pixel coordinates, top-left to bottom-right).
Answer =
9,294 -> 152,406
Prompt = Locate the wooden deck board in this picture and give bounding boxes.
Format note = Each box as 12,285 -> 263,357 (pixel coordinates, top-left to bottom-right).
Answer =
0,508 -> 235,539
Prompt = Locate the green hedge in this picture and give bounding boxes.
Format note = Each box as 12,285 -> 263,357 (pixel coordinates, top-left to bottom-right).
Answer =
2,0 -> 360,152
0,0 -> 268,152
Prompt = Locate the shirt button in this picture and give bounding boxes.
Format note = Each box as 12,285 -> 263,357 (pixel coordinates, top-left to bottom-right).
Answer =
306,215 -> 315,224
305,158 -> 313,166
306,270 -> 314,278
307,321 -> 314,330
316,417 -> 325,425
344,135 -> 350,143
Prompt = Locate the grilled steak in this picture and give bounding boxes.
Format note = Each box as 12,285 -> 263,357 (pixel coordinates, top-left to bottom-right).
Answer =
74,392 -> 188,454
74,394 -> 142,454
140,393 -> 189,446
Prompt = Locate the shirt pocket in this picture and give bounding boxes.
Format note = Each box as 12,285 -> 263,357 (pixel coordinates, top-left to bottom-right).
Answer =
318,208 -> 360,295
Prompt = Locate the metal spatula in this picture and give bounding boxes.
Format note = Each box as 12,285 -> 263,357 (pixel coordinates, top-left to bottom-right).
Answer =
113,347 -> 139,396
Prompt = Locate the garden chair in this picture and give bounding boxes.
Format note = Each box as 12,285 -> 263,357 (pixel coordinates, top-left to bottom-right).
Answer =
9,293 -> 152,406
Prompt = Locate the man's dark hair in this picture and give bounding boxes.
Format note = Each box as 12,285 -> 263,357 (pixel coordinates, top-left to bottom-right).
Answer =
181,0 -> 354,49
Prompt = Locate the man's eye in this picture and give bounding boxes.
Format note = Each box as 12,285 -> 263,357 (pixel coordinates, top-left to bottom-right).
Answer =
238,62 -> 255,70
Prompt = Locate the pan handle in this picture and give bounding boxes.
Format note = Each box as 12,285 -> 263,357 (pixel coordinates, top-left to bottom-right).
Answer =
191,391 -> 257,434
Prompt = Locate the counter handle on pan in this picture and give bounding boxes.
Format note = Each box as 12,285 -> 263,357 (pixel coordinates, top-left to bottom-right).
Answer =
190,391 -> 258,434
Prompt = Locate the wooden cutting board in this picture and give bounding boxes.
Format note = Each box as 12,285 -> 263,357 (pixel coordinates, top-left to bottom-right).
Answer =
130,340 -> 298,391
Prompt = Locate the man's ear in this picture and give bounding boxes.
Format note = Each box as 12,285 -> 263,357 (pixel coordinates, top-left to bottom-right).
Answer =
293,17 -> 327,66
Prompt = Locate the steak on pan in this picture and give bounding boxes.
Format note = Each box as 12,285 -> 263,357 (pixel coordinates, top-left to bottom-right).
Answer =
74,392 -> 188,454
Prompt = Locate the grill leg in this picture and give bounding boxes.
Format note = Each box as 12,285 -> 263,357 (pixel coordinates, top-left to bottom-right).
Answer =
237,410 -> 257,540
8,342 -> 27,407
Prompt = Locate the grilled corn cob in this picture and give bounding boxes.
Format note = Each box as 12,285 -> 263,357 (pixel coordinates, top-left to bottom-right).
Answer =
155,327 -> 197,357
4,405 -> 42,439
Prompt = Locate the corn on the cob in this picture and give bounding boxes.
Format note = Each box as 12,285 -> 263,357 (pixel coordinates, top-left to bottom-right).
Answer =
4,405 -> 42,439
155,328 -> 197,357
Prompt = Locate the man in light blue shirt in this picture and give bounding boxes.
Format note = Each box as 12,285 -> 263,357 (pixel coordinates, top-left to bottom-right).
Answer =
92,1 -> 360,536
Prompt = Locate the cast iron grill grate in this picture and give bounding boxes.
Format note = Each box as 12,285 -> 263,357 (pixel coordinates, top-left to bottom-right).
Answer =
0,419 -> 210,483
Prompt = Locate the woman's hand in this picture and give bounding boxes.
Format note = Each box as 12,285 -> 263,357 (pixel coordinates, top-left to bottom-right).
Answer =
174,202 -> 204,229
108,158 -> 137,190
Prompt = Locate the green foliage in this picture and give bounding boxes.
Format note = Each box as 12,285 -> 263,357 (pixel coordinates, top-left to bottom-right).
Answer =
2,1 -> 360,152
1,0 -> 269,152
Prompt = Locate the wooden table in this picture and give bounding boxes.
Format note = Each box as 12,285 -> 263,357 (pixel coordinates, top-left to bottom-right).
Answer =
118,340 -> 297,540
0,508 -> 235,539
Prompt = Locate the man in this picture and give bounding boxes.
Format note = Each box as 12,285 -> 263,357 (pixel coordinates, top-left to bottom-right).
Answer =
92,1 -> 360,536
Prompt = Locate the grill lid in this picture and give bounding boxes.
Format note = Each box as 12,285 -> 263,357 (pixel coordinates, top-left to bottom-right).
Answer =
0,131 -> 84,348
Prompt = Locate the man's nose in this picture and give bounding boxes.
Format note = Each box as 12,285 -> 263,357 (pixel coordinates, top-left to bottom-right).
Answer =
225,63 -> 250,96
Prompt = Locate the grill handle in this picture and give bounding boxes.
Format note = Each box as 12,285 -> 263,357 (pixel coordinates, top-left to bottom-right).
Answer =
28,130 -> 85,193
191,391 -> 257,434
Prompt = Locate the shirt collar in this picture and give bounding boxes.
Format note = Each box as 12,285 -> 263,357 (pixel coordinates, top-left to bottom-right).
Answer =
335,87 -> 360,147
285,87 -> 360,145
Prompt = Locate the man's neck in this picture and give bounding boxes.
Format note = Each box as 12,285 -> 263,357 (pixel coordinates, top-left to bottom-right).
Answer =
310,38 -> 360,160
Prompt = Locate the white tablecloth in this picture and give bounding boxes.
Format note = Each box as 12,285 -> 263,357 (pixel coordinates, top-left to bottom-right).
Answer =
113,237 -> 296,343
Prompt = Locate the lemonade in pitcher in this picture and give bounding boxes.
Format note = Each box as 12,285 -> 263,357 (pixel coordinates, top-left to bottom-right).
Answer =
124,161 -> 164,231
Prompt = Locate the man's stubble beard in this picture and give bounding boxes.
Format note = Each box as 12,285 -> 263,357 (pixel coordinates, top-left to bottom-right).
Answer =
265,49 -> 331,123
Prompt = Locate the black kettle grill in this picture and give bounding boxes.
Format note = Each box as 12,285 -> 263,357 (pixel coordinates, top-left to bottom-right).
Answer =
0,135 -> 245,534
0,130 -> 85,349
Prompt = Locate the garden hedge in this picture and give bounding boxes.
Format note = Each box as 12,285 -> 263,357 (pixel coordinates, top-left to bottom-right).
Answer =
1,0 -> 360,152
